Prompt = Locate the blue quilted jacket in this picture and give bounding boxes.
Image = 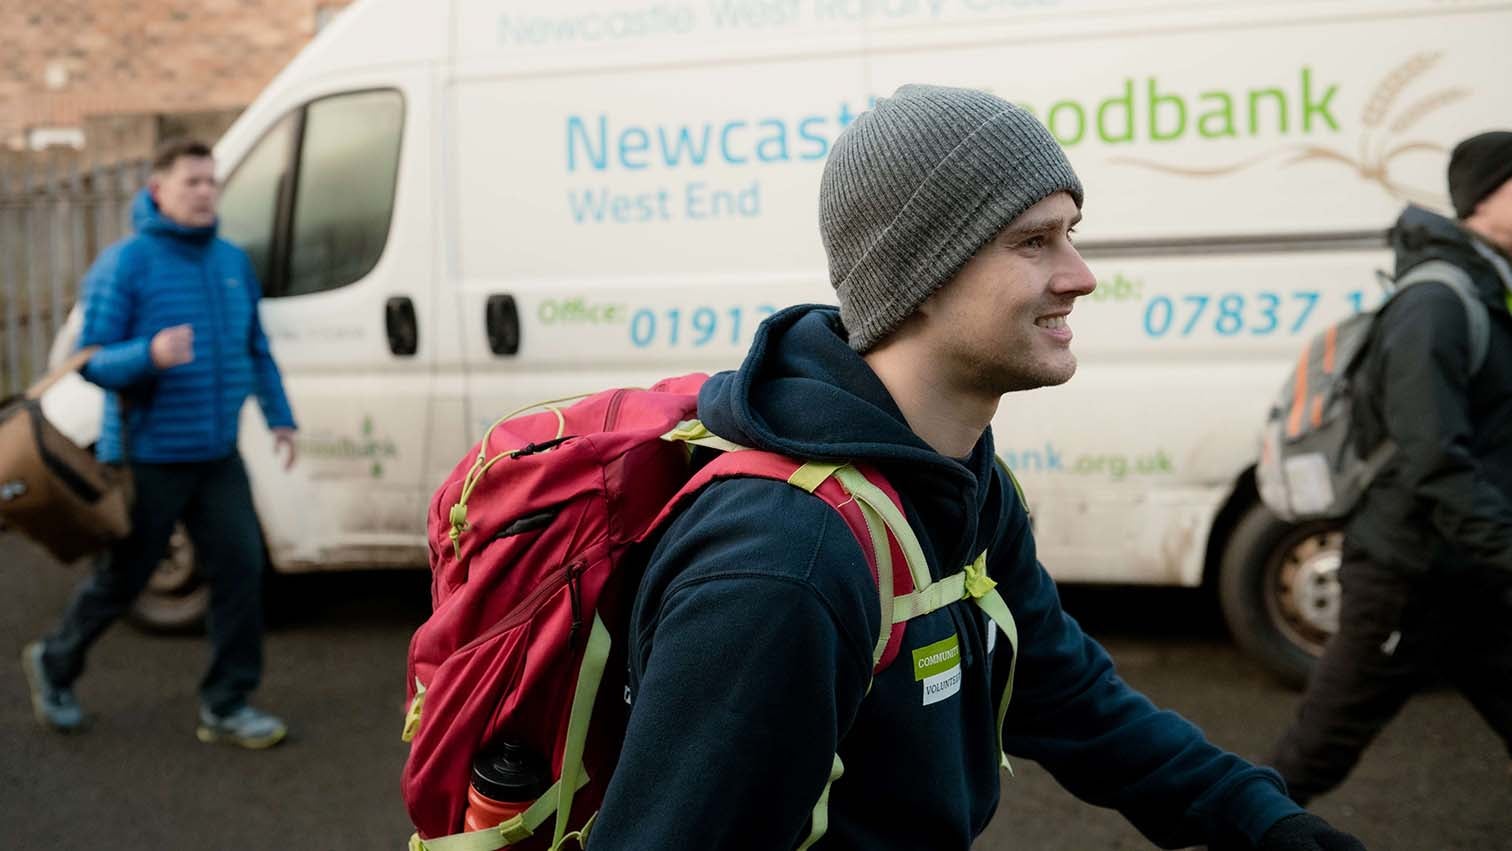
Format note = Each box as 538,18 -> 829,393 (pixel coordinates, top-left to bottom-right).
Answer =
77,189 -> 295,463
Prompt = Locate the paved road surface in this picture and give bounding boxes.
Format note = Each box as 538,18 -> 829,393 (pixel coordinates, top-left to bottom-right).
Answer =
2,534 -> 1507,849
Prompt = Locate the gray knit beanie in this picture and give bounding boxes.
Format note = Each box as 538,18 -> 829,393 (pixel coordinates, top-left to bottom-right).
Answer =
820,84 -> 1084,352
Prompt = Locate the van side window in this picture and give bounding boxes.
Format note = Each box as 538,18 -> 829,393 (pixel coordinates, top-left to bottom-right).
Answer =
219,114 -> 296,291
286,90 -> 404,297
218,88 -> 404,299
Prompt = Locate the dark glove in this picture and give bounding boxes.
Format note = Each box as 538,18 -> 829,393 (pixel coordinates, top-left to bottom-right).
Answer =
1257,813 -> 1366,850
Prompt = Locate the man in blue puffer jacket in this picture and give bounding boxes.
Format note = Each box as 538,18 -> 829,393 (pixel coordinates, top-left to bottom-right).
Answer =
589,86 -> 1364,849
21,139 -> 296,749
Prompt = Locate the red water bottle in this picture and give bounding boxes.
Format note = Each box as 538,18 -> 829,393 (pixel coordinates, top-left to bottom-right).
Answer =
463,737 -> 552,832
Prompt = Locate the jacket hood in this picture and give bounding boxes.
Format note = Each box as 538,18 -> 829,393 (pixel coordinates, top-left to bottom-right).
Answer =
132,188 -> 218,244
1392,205 -> 1512,305
698,305 -> 994,561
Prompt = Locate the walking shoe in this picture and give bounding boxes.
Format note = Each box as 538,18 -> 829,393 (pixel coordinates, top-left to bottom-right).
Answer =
21,642 -> 85,733
196,705 -> 288,749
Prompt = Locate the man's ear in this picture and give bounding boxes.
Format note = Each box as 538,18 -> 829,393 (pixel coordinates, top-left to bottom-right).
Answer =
146,175 -> 162,204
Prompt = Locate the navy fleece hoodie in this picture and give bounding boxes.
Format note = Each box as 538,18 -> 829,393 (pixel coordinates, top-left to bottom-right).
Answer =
591,305 -> 1299,849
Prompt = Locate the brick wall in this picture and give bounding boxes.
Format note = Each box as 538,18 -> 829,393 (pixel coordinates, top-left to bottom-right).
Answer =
0,0 -> 354,160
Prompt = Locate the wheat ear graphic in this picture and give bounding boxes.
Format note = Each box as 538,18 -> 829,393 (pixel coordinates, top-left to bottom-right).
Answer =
1360,51 -> 1441,165
1112,50 -> 1456,209
1362,52 -> 1441,127
1389,88 -> 1469,134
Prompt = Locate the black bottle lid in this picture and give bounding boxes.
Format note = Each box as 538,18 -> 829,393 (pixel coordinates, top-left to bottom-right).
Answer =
471,737 -> 552,803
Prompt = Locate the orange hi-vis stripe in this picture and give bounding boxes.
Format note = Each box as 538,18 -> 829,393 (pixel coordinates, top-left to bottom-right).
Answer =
1311,394 -> 1324,428
1287,345 -> 1310,437
1323,326 -> 1338,374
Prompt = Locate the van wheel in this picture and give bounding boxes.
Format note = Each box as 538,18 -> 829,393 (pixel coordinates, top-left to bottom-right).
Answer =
128,526 -> 209,633
1218,504 -> 1343,689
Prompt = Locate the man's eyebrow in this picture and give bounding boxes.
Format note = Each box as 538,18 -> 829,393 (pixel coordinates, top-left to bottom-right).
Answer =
998,212 -> 1082,239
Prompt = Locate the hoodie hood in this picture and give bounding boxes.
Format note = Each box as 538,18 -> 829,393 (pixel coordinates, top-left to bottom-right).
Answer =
1392,205 -> 1512,305
698,304 -> 996,572
132,188 -> 218,244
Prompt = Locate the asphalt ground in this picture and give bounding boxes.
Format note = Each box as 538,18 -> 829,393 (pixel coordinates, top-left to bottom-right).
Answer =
2,533 -> 1507,850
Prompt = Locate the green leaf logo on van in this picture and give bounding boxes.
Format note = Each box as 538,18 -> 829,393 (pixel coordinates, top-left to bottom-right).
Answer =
1105,52 -> 1461,207
296,415 -> 399,479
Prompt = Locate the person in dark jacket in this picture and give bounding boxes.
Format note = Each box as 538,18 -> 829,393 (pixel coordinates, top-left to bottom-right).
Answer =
21,139 -> 297,749
1271,131 -> 1512,803
590,85 -> 1363,851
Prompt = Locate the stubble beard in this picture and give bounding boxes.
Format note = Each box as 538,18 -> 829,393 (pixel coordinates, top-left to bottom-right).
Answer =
960,343 -> 1078,397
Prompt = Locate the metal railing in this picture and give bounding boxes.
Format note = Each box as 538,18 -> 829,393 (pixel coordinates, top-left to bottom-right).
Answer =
0,159 -> 148,397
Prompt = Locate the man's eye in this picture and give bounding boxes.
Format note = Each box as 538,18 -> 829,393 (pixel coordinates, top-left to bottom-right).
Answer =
1020,235 -> 1047,250
1066,227 -> 1077,243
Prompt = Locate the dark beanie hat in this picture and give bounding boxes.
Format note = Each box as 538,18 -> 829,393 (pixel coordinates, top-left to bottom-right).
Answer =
819,84 -> 1083,352
1448,130 -> 1512,219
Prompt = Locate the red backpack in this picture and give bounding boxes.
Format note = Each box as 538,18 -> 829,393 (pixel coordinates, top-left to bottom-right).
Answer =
401,373 -> 1019,851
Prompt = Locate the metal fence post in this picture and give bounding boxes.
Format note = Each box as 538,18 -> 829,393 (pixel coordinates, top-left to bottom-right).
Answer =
1,170 -> 20,397
69,165 -> 87,318
45,156 -> 65,367
23,165 -> 44,386
0,157 -> 149,394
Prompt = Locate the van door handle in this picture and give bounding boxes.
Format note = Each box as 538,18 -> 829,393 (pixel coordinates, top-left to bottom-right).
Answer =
486,294 -> 520,356
385,296 -> 418,356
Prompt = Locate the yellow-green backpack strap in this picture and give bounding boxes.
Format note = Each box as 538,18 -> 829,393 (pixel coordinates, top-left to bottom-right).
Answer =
406,771 -> 590,851
662,419 -> 749,454
795,754 -> 846,851
402,677 -> 427,742
551,614 -> 612,848
994,455 -> 1029,517
830,465 -> 932,594
975,586 -> 1019,761
790,462 -> 897,669
954,552 -> 1020,771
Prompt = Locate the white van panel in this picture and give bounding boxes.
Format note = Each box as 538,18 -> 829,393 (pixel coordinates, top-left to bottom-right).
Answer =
999,248 -> 1390,584
190,0 -> 1509,591
451,58 -> 866,282
859,4 -> 1511,240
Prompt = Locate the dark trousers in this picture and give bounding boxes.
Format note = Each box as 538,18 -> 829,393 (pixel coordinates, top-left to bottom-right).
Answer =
1270,545 -> 1512,803
40,454 -> 266,716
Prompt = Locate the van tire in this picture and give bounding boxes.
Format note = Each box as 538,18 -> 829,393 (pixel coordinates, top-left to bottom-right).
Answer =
1218,503 -> 1344,690
127,526 -> 208,633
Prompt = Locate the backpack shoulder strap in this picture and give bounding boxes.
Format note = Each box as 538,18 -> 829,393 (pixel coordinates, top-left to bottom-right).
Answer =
649,443 -> 920,673
1395,259 -> 1491,373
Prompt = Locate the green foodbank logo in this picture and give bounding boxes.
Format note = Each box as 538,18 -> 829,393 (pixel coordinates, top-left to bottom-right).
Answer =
298,416 -> 398,479
1029,52 -> 1463,206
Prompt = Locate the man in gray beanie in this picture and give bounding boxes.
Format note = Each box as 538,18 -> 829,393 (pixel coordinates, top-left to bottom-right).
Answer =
592,84 -> 1363,851
1272,129 -> 1512,809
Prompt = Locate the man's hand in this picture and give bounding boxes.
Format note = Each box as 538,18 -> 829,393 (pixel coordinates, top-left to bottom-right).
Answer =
1258,813 -> 1366,850
149,324 -> 194,369
272,428 -> 297,471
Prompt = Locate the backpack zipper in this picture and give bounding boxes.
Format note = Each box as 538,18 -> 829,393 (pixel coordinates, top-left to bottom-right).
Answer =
566,561 -> 585,650
604,389 -> 628,431
455,559 -> 587,657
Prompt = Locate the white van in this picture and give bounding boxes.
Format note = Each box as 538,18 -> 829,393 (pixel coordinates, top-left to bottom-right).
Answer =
44,0 -> 1512,683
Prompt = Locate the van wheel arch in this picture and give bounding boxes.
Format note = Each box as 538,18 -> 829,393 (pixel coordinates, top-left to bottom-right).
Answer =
127,523 -> 276,634
1205,470 -> 1340,689
127,524 -> 209,633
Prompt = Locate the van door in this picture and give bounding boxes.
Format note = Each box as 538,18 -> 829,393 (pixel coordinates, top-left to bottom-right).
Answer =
218,71 -> 435,570
442,14 -> 867,446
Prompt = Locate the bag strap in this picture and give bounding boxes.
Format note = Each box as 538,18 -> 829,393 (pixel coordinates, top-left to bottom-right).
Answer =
1393,260 -> 1490,373
24,346 -> 98,401
415,423 -> 1023,851
651,429 -> 924,672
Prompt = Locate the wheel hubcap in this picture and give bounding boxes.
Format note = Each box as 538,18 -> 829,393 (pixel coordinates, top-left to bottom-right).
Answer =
146,528 -> 197,593
1270,528 -> 1343,654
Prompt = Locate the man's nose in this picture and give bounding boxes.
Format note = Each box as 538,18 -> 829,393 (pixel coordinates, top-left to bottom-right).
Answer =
1054,248 -> 1098,298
